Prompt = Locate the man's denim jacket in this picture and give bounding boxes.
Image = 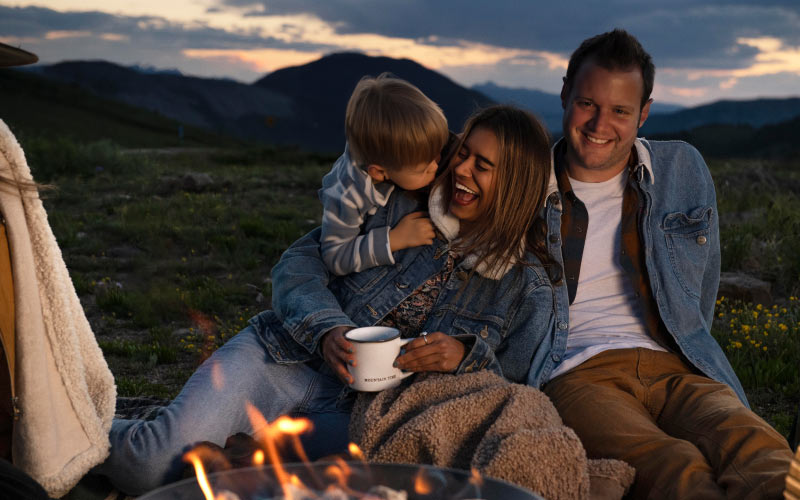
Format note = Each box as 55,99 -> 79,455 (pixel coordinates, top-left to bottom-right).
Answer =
264,190 -> 555,385
538,138 -> 748,405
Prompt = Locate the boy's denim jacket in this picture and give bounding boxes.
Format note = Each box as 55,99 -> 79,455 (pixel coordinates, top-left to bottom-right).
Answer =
263,189 -> 555,385
538,138 -> 748,405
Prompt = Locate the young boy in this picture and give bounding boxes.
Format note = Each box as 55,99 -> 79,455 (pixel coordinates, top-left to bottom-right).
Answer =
319,73 -> 450,276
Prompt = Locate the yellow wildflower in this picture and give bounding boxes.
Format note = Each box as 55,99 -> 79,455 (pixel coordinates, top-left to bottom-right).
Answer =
756,304 -> 763,310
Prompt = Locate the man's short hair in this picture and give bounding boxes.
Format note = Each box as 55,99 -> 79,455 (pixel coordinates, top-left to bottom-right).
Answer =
563,29 -> 655,109
345,73 -> 449,170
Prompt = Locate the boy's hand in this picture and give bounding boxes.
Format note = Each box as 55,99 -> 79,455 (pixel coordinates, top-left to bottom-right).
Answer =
389,212 -> 435,252
320,326 -> 355,384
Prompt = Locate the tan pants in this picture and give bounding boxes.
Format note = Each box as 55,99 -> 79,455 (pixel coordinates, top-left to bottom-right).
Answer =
543,348 -> 792,499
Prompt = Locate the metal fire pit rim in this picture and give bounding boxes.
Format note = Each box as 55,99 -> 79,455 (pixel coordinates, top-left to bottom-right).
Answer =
136,460 -> 544,499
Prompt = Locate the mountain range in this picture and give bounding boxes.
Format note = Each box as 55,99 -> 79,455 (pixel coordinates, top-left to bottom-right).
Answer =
6,52 -> 800,158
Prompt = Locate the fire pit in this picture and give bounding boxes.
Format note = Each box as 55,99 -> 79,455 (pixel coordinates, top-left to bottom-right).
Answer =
137,462 -> 544,499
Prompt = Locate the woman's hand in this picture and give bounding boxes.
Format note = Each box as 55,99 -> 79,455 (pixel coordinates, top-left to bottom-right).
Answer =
320,326 -> 355,384
394,332 -> 466,373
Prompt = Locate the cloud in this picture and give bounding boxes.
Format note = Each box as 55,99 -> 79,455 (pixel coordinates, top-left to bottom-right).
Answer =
0,5 -> 336,81
3,2 -> 800,105
219,0 -> 800,71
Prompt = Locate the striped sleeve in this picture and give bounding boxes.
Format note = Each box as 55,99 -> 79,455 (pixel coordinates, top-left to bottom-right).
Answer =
319,148 -> 395,275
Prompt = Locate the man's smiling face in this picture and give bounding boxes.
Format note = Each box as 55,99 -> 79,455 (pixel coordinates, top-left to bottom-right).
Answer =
561,59 -> 651,182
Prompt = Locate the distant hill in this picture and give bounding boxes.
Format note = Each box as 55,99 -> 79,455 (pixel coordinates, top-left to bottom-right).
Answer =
641,98 -> 800,136
471,82 -> 563,133
473,81 -> 684,135
27,61 -> 292,143
25,54 -> 494,152
0,68 -> 239,148
652,114 -> 800,159
254,52 -> 494,151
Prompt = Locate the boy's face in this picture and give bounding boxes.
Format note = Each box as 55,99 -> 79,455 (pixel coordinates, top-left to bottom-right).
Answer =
384,157 -> 439,191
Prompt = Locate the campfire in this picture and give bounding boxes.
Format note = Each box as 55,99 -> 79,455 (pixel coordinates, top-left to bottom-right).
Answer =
136,405 -> 542,500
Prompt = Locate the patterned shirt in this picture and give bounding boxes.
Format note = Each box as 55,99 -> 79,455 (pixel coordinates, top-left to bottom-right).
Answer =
379,252 -> 457,337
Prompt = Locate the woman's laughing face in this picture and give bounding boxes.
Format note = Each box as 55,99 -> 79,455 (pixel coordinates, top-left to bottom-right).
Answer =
449,126 -> 499,224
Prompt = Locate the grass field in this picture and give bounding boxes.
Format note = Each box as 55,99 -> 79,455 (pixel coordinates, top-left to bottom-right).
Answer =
26,137 -> 799,440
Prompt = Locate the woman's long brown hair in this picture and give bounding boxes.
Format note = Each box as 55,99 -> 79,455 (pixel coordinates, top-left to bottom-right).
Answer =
435,105 -> 557,280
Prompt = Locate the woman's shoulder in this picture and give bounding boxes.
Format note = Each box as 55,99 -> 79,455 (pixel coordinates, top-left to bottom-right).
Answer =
517,251 -> 552,288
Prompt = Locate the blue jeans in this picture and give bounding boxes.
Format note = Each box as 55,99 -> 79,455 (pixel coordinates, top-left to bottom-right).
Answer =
98,326 -> 352,495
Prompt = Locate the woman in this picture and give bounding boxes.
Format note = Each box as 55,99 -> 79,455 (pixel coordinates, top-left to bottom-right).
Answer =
0,43 -> 116,498
100,105 -> 557,495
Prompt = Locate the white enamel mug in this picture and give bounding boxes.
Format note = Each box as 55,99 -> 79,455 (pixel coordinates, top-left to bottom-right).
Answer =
345,326 -> 414,392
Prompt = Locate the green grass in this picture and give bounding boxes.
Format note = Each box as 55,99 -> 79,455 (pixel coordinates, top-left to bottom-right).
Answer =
710,157 -> 800,436
711,158 -> 800,298
34,137 -> 333,398
712,297 -> 800,436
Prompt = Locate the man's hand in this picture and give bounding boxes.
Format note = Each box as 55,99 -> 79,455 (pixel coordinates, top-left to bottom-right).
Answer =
394,332 -> 466,373
320,326 -> 355,384
389,212 -> 435,252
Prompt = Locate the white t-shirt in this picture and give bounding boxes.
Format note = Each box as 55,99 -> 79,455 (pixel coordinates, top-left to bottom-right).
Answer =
549,169 -> 665,380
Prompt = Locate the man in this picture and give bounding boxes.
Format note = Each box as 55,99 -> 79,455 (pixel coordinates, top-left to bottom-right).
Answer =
540,29 -> 793,499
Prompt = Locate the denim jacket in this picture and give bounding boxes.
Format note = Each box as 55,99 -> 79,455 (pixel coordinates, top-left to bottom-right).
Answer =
537,138 -> 748,405
266,189 -> 555,385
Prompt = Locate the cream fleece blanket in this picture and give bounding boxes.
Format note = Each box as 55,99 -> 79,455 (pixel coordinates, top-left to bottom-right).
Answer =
349,371 -> 635,500
0,119 -> 116,497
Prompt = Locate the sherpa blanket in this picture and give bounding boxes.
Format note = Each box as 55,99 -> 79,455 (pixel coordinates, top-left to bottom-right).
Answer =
349,371 -> 635,500
0,119 -> 116,497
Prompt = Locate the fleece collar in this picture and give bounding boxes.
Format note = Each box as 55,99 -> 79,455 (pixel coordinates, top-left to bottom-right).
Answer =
427,184 -> 520,280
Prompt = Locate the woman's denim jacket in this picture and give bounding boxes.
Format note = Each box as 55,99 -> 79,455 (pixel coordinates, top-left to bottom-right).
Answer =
262,190 -> 555,385
538,138 -> 748,405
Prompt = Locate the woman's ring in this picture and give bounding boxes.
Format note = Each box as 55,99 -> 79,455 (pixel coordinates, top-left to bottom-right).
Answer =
422,332 -> 429,344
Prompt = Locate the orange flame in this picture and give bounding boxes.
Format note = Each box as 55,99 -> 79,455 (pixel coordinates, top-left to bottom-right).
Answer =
274,415 -> 311,434
184,451 -> 216,500
324,463 -> 347,488
253,449 -> 265,466
348,443 -> 365,461
414,468 -> 433,495
470,467 -> 483,486
244,403 -> 316,500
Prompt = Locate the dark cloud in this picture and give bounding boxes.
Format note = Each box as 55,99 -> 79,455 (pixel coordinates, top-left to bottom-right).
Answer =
0,5 -> 332,52
220,0 -> 800,70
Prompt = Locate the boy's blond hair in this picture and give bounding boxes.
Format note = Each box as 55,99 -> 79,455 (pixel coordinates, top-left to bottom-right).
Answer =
345,73 -> 449,170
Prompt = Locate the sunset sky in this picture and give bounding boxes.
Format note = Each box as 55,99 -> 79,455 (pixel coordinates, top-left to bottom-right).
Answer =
2,0 -> 800,106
